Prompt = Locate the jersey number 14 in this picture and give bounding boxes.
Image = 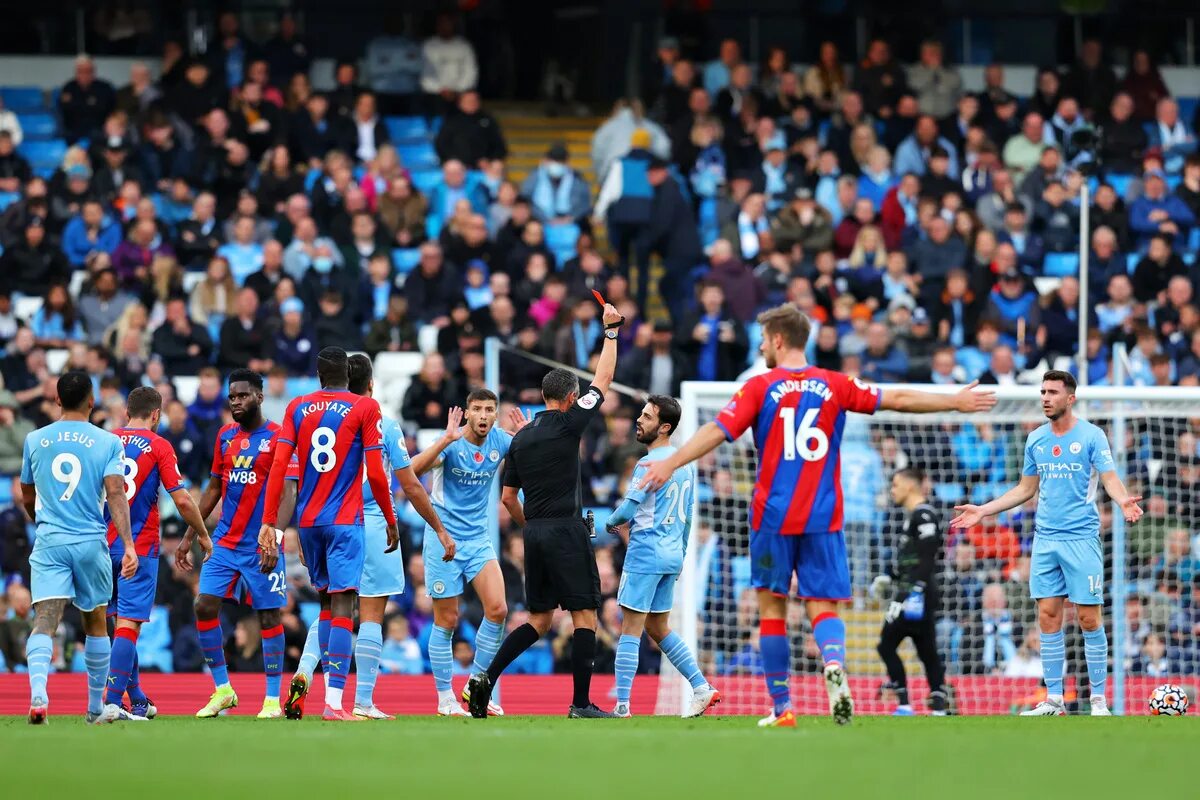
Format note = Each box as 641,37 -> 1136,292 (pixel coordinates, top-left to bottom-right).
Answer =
778,407 -> 830,462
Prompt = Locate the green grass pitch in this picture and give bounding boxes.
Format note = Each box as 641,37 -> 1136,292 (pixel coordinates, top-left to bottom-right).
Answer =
1,715 -> 1192,798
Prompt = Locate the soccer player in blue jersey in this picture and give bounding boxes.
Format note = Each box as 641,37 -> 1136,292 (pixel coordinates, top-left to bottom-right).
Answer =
951,370 -> 1143,716
408,389 -> 526,716
103,387 -> 212,720
603,395 -> 719,719
21,371 -> 137,724
178,369 -> 298,719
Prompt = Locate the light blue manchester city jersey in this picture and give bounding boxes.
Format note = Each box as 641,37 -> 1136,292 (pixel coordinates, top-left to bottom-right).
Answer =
22,420 -> 124,546
364,417 -> 412,517
1022,418 -> 1115,540
623,446 -> 697,574
429,426 -> 512,540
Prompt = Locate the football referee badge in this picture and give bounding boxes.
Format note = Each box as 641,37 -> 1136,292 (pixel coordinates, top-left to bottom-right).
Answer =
578,392 -> 598,410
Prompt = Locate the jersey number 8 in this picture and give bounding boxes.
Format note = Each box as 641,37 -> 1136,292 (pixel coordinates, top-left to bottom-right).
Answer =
310,427 -> 338,473
778,407 -> 830,462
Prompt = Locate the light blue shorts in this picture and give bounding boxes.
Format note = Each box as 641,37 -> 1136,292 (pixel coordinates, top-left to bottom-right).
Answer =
1030,536 -> 1104,605
617,570 -> 677,614
424,531 -> 495,598
31,539 -> 113,613
361,514 -> 405,598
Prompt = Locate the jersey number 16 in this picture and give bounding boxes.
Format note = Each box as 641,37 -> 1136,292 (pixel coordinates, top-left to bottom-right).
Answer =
778,407 -> 830,462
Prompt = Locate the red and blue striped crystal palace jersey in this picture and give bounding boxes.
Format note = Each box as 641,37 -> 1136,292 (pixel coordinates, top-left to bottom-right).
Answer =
210,421 -> 298,551
278,389 -> 384,528
105,428 -> 185,559
714,366 -> 883,535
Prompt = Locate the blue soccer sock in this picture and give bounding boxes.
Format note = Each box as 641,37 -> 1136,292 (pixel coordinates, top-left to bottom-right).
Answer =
318,610 -> 332,688
104,627 -> 138,706
1082,627 -> 1108,700
1040,630 -> 1066,699
196,617 -> 229,688
26,632 -> 52,704
812,612 -> 847,669
325,617 -> 353,709
354,622 -> 383,708
472,617 -> 505,673
760,618 -> 791,715
297,618 -> 322,682
659,631 -> 707,690
84,635 -> 111,715
126,649 -> 148,705
429,625 -> 454,694
614,634 -> 640,705
262,624 -> 286,701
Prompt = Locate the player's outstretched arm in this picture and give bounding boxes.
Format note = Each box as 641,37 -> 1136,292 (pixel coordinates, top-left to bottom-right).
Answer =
590,304 -> 624,396
1100,471 -> 1144,523
880,381 -> 997,414
409,406 -> 463,477
639,422 -> 727,491
950,475 -> 1039,529
171,489 -> 212,564
501,485 -> 526,528
104,474 -> 138,579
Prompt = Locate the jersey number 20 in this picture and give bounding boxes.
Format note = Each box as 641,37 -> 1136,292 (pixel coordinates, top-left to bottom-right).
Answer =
778,407 -> 829,462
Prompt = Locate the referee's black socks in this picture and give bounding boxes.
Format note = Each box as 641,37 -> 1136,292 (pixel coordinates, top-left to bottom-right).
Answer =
571,628 -> 597,708
486,622 -> 541,684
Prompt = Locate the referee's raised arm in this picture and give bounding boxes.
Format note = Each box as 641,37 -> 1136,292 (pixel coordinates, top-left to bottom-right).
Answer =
589,303 -> 623,395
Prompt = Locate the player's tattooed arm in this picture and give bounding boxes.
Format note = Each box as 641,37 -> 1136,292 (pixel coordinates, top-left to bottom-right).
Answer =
104,474 -> 138,579
409,406 -> 463,477
31,598 -> 67,636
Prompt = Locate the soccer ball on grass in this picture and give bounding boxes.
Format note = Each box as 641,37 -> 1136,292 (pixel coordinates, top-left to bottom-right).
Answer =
1148,684 -> 1189,716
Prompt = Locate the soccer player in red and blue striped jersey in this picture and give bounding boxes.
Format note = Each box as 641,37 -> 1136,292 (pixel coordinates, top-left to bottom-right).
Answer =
261,347 -> 398,721
640,304 -> 995,726
178,369 -> 299,719
103,387 -> 212,719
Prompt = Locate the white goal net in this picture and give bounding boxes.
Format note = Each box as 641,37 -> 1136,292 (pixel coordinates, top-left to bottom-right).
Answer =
656,381 -> 1200,717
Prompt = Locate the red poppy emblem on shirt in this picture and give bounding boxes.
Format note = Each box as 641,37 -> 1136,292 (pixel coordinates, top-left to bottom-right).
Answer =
473,451 -> 484,464
240,439 -> 250,450
1052,445 -> 1062,457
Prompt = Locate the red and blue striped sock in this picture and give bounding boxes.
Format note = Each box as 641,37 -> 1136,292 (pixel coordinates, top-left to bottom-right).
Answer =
262,624 -> 286,701
325,616 -> 353,709
197,618 -> 229,687
104,627 -> 138,706
760,618 -> 791,715
812,612 -> 846,669
126,649 -> 148,705
318,610 -> 332,686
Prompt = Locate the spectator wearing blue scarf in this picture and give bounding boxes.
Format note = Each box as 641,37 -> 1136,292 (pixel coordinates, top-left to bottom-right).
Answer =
520,142 -> 592,226
62,199 -> 121,268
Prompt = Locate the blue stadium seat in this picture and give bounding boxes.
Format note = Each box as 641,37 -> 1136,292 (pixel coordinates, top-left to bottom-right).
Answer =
0,86 -> 45,112
1189,227 -> 1200,252
384,116 -> 428,143
1167,174 -> 1182,191
425,214 -> 442,241
18,138 -> 66,166
0,191 -> 19,212
392,247 -> 421,274
18,112 -> 57,140
138,607 -> 174,673
545,222 -> 580,267
1043,252 -> 1079,277
1106,173 -> 1134,198
746,321 -> 763,366
397,141 -> 439,170
409,168 -> 442,195
1178,97 -> 1198,127
1126,252 -> 1141,273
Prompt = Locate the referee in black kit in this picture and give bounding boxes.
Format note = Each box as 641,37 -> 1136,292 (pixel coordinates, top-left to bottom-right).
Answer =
467,301 -> 625,719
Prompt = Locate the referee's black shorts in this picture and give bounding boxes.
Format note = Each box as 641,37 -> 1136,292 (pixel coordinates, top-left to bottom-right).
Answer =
523,517 -> 601,613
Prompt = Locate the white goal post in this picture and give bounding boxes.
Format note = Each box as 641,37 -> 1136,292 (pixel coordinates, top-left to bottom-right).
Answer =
658,380 -> 1200,717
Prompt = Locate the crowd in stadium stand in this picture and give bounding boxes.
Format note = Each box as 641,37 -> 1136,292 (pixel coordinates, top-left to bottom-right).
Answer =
0,14 -> 1199,691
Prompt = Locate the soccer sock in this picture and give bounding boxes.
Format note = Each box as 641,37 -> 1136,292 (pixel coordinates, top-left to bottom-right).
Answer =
1040,630 -> 1066,700
472,617 -> 505,673
26,632 -> 52,703
84,635 -> 111,715
659,631 -> 707,690
354,622 -> 383,708
760,618 -> 791,715
486,623 -> 541,684
812,612 -> 847,668
262,624 -> 286,702
319,610 -> 332,691
104,627 -> 138,706
325,617 -> 353,709
126,650 -> 148,705
297,618 -> 322,682
429,625 -> 454,694
196,618 -> 229,688
614,634 -> 640,705
571,628 -> 597,708
1082,627 -> 1108,700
